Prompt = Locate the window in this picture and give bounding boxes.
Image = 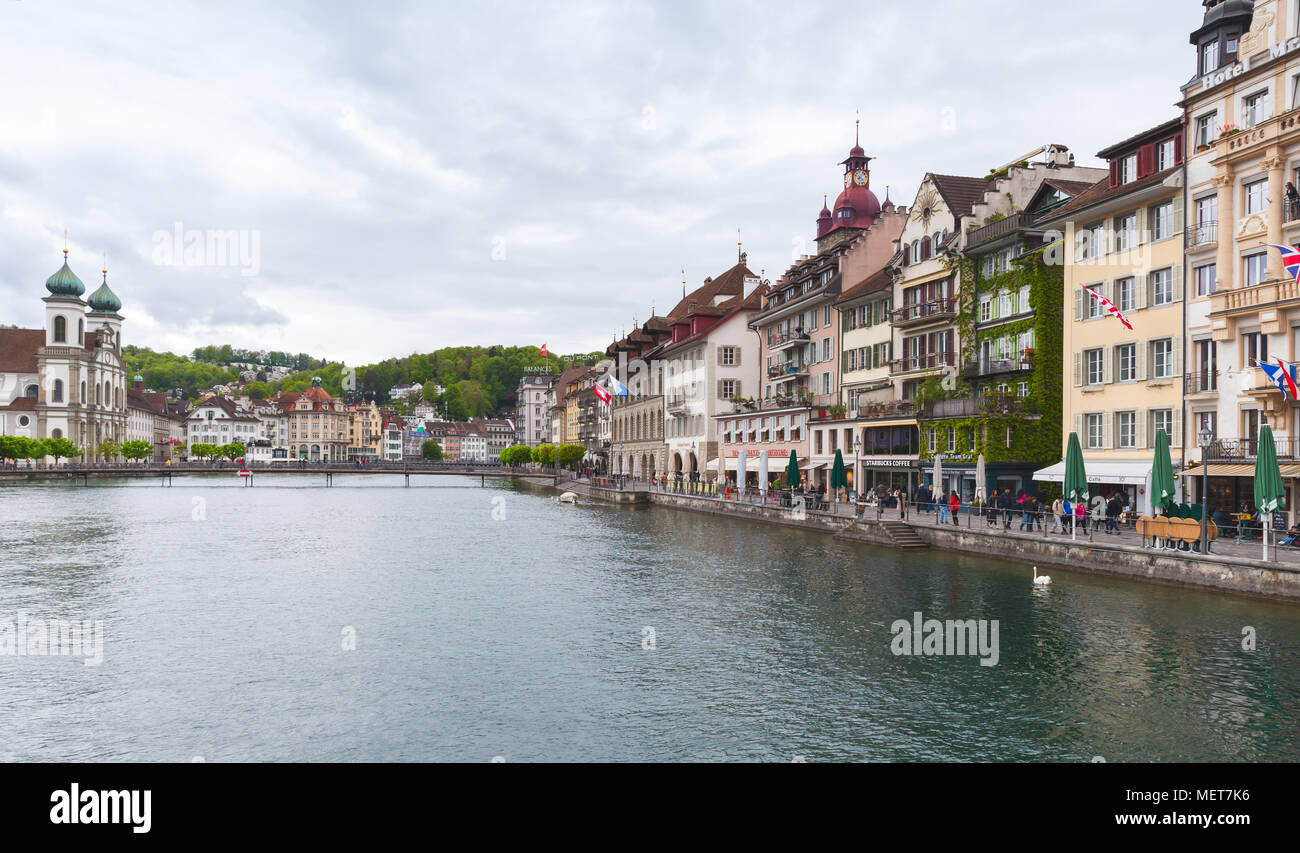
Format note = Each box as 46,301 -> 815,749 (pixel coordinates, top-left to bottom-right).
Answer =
1150,201 -> 1173,240
979,297 -> 992,322
1119,155 -> 1137,184
1201,40 -> 1219,75
719,346 -> 737,366
1243,90 -> 1269,128
1115,277 -> 1135,312
1151,409 -> 1174,445
1115,212 -> 1137,251
1244,252 -> 1268,287
51,428 -> 62,440
1244,409 -> 1262,443
1293,73 -> 1300,110
947,428 -> 956,453
24,384 -> 37,397
1196,194 -> 1217,226
1151,268 -> 1174,305
1084,285 -> 1104,319
1156,140 -> 1175,171
1245,179 -> 1268,214
1116,411 -> 1136,448
821,337 -> 832,362
53,315 -> 66,343
1243,331 -> 1268,366
1196,112 -> 1217,149
1086,348 -> 1104,385
1086,413 -> 1104,449
1194,339 -> 1217,391
1152,339 -> 1174,379
1195,263 -> 1217,296
1196,410 -> 1217,443
721,379 -> 736,398
1117,343 -> 1136,382
820,372 -> 831,395
52,379 -> 63,403
1017,381 -> 1029,398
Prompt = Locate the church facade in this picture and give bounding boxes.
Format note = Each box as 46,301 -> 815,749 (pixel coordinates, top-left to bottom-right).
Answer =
0,249 -> 128,460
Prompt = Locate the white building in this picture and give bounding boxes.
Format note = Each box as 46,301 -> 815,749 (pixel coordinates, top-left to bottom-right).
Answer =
185,396 -> 261,458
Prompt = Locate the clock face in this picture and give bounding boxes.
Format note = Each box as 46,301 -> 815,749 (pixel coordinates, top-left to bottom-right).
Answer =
854,171 -> 867,186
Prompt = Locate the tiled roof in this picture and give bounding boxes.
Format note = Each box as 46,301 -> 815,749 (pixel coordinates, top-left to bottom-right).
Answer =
1096,117 -> 1182,159
1039,178 -> 1098,198
835,268 -> 893,305
1039,167 -> 1179,222
0,397 -> 37,411
930,174 -> 993,218
0,329 -> 44,373
669,261 -> 757,318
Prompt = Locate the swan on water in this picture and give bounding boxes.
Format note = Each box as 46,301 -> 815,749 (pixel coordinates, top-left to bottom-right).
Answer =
1033,566 -> 1051,585
558,491 -> 578,504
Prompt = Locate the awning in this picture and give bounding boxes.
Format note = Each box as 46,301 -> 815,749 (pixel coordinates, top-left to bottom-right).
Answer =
706,457 -> 740,472
856,419 -> 918,429
1032,459 -> 1152,485
800,462 -> 825,471
1182,462 -> 1300,478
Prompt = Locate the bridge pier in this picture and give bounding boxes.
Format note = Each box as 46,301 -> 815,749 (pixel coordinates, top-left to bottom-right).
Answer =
325,471 -> 333,487
405,473 -> 409,487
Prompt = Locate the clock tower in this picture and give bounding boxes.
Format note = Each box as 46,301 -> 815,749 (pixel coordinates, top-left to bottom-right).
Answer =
816,118 -> 883,249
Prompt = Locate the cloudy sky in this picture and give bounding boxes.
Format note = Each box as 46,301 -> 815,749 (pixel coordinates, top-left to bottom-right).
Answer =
0,0 -> 1205,365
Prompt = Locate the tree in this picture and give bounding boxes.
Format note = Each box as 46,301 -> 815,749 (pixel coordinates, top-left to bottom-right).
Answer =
531,443 -> 556,466
43,437 -> 81,464
500,444 -> 531,466
219,442 -> 246,461
555,443 -> 585,469
121,440 -> 154,463
191,443 -> 217,460
421,440 -> 444,461
96,440 -> 121,460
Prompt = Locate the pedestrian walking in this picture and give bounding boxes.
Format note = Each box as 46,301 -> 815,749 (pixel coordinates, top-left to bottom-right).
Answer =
949,488 -> 961,526
1050,496 -> 1064,533
937,486 -> 950,524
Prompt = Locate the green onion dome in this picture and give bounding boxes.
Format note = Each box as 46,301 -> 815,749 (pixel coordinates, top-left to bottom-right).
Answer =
45,250 -> 85,297
87,280 -> 122,313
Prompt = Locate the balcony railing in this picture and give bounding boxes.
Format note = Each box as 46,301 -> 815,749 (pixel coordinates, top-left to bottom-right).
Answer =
766,362 -> 808,379
966,211 -> 1032,247
1185,221 -> 1217,248
767,330 -> 810,351
1185,371 -> 1218,394
888,350 -> 956,375
925,394 -> 1028,419
891,297 -> 958,328
979,350 -> 1033,376
1205,437 -> 1300,462
666,398 -> 688,413
1210,276 -> 1300,313
856,400 -> 917,421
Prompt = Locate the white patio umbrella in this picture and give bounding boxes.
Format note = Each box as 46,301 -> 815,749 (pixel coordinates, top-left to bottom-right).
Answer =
975,453 -> 986,504
758,450 -> 769,497
932,452 -> 943,505
737,450 -> 747,498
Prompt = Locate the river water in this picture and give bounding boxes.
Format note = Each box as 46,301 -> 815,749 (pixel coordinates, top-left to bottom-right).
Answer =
1,473 -> 1298,762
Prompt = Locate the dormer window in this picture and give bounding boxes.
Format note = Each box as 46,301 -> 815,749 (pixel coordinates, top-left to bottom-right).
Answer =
1119,154 -> 1136,184
1201,40 -> 1219,75
1156,139 -> 1175,171
1226,33 -> 1239,60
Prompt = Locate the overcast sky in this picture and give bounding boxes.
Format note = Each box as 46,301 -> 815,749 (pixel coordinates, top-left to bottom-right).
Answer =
0,0 -> 1206,365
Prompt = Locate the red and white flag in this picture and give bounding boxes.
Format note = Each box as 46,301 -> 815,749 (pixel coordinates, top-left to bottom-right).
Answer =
593,383 -> 611,404
540,343 -> 548,357
1082,286 -> 1133,331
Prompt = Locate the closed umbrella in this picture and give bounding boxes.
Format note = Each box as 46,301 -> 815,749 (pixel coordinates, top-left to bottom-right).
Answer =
1151,428 -> 1176,517
786,450 -> 801,492
1063,432 -> 1089,541
830,449 -> 846,504
758,450 -> 769,499
932,452 -> 943,504
974,453 -> 986,505
1254,424 -> 1285,561
737,450 -> 747,498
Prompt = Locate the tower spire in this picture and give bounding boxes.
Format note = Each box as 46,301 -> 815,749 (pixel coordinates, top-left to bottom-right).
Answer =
737,227 -> 742,262
63,228 -> 68,260
102,252 -> 108,283
855,110 -> 859,146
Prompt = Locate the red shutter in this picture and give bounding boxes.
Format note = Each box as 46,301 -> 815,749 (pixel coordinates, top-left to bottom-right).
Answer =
1139,144 -> 1155,177
1174,133 -> 1184,164
1109,160 -> 1119,187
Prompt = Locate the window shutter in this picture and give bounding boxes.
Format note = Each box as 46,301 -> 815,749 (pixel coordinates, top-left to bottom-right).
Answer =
842,352 -> 848,373
1073,351 -> 1083,387
1136,341 -> 1148,380
1074,288 -> 1083,321
1135,207 -> 1148,244
1135,409 -> 1147,449
1171,194 -> 1184,236
1139,273 -> 1151,309
1102,414 -> 1113,449
1171,264 -> 1184,302
1174,133 -> 1183,164
1109,160 -> 1119,187
1171,408 -> 1183,446
1073,413 -> 1083,438
733,380 -> 741,398
1140,143 -> 1155,177
1103,345 -> 1114,384
1172,336 -> 1183,376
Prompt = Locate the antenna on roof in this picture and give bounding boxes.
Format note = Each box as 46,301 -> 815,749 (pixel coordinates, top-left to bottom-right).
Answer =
737,227 -> 743,262
682,267 -> 686,300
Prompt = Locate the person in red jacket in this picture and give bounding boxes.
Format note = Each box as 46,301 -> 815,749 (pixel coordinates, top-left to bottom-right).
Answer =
948,489 -> 961,526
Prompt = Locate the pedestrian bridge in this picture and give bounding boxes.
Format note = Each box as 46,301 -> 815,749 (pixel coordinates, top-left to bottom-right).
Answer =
0,462 -> 563,487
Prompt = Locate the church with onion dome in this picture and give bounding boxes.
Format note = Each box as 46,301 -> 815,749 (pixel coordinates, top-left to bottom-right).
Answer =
0,245 -> 128,459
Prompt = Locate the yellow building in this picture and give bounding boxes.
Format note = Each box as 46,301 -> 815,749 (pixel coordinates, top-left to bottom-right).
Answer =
1038,118 -> 1187,513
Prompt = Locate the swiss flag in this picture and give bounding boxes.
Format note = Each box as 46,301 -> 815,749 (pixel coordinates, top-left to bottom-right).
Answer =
593,383 -> 611,404
540,343 -> 548,356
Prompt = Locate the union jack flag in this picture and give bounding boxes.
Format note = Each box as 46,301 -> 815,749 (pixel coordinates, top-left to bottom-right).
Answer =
1269,244 -> 1300,282
1082,286 -> 1133,331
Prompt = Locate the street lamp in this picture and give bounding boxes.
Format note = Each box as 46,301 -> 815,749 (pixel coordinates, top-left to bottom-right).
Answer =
853,434 -> 862,500
1199,424 -> 1213,554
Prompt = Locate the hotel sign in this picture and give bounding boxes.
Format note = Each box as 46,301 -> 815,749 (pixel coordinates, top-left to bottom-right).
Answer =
1198,39 -> 1300,91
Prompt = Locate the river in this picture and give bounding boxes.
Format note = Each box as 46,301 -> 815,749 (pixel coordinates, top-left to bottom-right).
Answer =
1,473 -> 1298,762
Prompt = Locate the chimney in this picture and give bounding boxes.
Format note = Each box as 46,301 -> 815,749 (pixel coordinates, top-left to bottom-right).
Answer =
743,275 -> 760,298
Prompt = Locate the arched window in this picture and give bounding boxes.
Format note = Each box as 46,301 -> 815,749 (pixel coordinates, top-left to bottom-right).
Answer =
78,318 -> 84,342
24,384 -> 37,398
104,381 -> 110,405
96,383 -> 102,405
912,240 -> 921,260
53,315 -> 66,343
52,379 -> 64,402
81,381 -> 86,403
51,428 -> 62,439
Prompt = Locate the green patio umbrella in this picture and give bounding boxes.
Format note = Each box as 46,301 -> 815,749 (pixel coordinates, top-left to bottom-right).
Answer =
786,450 -> 801,491
1151,428 -> 1176,516
830,449 -> 846,502
1063,432 -> 1089,541
1254,424 -> 1285,561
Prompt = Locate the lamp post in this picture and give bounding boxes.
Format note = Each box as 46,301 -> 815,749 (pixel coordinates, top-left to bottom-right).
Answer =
853,434 -> 862,502
1199,424 -> 1213,554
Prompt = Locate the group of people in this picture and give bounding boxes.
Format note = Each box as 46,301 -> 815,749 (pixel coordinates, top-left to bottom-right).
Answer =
909,485 -> 1132,535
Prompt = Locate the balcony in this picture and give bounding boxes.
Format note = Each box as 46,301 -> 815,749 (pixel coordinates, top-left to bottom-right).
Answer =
666,398 -> 688,414
1205,436 -> 1300,462
1185,372 -> 1218,395
856,400 -> 917,421
888,350 -> 956,376
979,350 -> 1033,376
767,329 -> 810,353
925,394 -> 1028,419
966,211 -> 1032,248
1210,277 -> 1300,315
1185,221 -> 1217,249
767,362 -> 808,380
890,296 -> 958,329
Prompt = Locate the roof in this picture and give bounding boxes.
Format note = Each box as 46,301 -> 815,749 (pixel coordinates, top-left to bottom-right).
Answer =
669,261 -> 757,317
1039,178 -> 1098,198
1039,167 -> 1179,223
0,397 -> 37,411
835,268 -> 893,305
930,174 -> 993,218
0,329 -> 45,373
1096,117 -> 1182,160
